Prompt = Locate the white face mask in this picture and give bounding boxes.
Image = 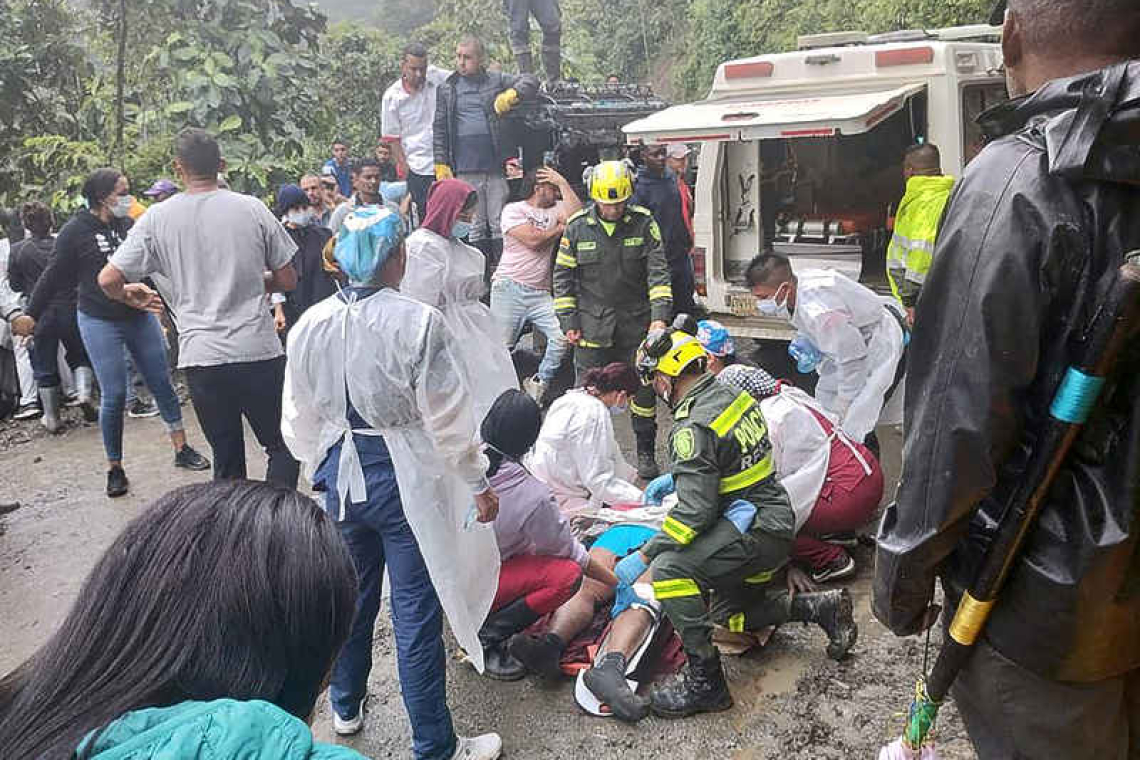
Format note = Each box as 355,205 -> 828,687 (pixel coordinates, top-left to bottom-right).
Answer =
609,401 -> 628,416
110,195 -> 133,218
756,283 -> 791,320
286,210 -> 316,227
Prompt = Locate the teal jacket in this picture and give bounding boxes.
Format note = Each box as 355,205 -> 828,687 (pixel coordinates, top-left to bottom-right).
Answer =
79,699 -> 370,760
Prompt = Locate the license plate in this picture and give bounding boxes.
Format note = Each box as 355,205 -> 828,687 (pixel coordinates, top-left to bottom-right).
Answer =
728,292 -> 757,318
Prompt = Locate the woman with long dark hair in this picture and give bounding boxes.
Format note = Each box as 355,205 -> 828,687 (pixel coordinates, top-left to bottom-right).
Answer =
21,168 -> 209,496
0,480 -> 362,759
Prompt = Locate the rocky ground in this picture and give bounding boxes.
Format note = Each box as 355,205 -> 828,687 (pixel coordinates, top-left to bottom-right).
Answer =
0,393 -> 975,759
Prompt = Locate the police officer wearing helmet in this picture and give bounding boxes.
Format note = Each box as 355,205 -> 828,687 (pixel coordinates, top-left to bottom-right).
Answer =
612,321 -> 857,719
553,160 -> 673,479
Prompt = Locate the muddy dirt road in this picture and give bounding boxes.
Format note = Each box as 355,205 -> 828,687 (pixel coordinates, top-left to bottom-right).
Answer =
0,403 -> 975,759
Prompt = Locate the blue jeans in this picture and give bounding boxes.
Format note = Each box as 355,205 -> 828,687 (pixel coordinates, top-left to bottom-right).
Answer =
77,311 -> 183,462
490,276 -> 567,383
319,434 -> 457,760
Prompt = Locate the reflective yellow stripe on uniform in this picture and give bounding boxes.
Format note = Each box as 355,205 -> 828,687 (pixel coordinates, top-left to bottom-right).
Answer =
623,237 -> 644,246
577,338 -> 603,348
744,568 -> 776,584
710,393 -> 755,437
630,401 -> 655,418
728,612 -> 745,632
718,455 -> 775,494
579,241 -> 597,251
553,297 -> 577,310
555,253 -> 577,268
662,515 -> 697,545
649,285 -> 673,301
652,578 -> 701,599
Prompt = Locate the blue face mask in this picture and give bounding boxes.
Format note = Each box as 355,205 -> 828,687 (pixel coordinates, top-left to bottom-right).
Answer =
451,220 -> 472,240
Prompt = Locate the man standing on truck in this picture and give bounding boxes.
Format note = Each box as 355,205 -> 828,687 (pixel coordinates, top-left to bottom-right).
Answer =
504,0 -> 562,85
632,143 -> 697,316
553,160 -> 673,479
885,143 -> 954,325
875,0 -> 1140,756
746,253 -> 906,448
433,35 -> 539,285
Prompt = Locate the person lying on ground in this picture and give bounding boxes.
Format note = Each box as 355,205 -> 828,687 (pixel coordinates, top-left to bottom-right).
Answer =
643,320 -> 884,583
476,388 -> 619,680
0,480 -> 365,760
527,362 -> 643,514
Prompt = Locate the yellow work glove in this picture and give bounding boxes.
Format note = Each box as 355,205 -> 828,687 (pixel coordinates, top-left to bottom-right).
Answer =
494,88 -> 520,116
434,163 -> 453,180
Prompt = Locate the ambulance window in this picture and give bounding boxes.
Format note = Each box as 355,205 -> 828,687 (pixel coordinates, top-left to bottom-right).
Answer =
962,83 -> 1010,165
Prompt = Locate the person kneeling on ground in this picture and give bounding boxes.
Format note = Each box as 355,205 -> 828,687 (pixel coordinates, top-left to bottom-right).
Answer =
628,327 -> 857,718
0,480 -> 366,760
643,320 -> 884,583
477,389 -> 619,680
527,362 -> 644,515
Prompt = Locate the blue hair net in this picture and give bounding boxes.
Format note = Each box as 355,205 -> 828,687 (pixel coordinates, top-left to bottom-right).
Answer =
334,206 -> 404,285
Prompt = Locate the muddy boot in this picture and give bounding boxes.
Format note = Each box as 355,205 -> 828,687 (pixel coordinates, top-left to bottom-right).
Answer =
38,386 -> 63,434
650,651 -> 733,719
789,588 -> 858,660
478,598 -> 539,681
635,434 -> 660,481
515,49 -> 535,74
508,631 -> 565,679
583,652 -> 650,722
74,366 -> 98,422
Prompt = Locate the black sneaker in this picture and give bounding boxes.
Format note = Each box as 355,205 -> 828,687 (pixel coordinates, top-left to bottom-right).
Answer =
174,445 -> 211,471
810,552 -> 857,584
106,466 -> 129,498
127,399 -> 160,419
12,404 -> 41,421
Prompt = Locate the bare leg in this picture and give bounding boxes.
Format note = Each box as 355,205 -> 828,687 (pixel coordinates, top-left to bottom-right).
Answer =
547,547 -> 618,641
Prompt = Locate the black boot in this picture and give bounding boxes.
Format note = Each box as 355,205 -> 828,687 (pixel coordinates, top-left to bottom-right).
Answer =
478,598 -> 539,681
789,589 -> 858,660
508,631 -> 565,680
515,49 -> 535,74
583,652 -> 650,722
541,40 -> 561,86
651,650 -> 732,718
635,435 -> 660,480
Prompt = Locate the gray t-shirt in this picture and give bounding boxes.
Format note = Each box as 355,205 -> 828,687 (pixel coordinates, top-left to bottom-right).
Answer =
110,190 -> 297,368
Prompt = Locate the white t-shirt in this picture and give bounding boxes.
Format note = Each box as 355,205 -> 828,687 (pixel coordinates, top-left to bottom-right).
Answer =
496,200 -> 564,292
110,190 -> 297,368
381,66 -> 451,177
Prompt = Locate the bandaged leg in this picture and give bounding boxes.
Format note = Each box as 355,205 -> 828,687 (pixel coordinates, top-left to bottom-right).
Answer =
578,585 -> 660,721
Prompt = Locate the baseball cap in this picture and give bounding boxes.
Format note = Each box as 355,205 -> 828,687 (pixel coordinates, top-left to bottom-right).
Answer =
697,320 -> 735,357
143,178 -> 178,197
276,183 -> 309,212
667,144 -> 691,160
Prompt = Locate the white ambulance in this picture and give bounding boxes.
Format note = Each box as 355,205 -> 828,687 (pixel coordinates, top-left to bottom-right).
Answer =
623,25 -> 1007,339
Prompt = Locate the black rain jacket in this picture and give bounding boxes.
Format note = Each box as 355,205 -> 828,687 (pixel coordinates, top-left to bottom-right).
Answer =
873,61 -> 1140,682
432,69 -> 539,170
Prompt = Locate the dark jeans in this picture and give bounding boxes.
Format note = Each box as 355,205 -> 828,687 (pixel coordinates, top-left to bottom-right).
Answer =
29,304 -> 88,388
184,356 -> 299,488
320,435 -> 457,760
408,172 -> 434,229
505,0 -> 561,54
670,257 -> 698,317
77,311 -> 183,462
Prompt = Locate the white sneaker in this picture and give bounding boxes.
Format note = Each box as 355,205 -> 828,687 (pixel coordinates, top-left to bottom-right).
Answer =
332,695 -> 366,736
450,733 -> 503,760
523,375 -> 546,404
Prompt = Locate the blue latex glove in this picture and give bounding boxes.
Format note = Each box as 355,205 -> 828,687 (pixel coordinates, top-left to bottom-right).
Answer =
642,473 -> 675,505
725,499 -> 757,534
611,582 -> 645,619
614,551 -> 648,586
788,335 -> 823,374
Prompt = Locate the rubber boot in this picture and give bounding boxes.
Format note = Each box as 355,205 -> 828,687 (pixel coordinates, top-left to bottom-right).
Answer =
74,365 -> 98,422
789,588 -> 858,660
478,597 -> 539,681
650,650 -> 733,719
508,631 -> 565,680
583,652 -> 650,722
635,434 -> 660,481
541,41 -> 561,87
515,49 -> 535,74
38,386 -> 63,434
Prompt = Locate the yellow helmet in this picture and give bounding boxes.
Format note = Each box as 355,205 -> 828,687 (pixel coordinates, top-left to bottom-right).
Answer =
590,160 -> 634,205
636,329 -> 707,384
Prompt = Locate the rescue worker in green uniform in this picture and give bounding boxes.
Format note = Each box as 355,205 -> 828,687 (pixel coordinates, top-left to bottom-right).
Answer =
553,160 -> 673,479
611,325 -> 858,718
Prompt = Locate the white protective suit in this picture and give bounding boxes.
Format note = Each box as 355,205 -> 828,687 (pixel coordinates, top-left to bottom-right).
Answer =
758,384 -> 873,530
527,389 -> 643,514
789,269 -> 905,442
282,287 -> 500,673
403,228 -> 518,427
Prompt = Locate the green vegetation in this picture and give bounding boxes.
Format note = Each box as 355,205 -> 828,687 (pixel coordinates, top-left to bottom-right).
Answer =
1,0 -> 994,211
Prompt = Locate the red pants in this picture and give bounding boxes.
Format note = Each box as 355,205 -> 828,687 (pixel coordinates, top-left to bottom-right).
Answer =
492,553 -> 583,614
792,435 -> 884,571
